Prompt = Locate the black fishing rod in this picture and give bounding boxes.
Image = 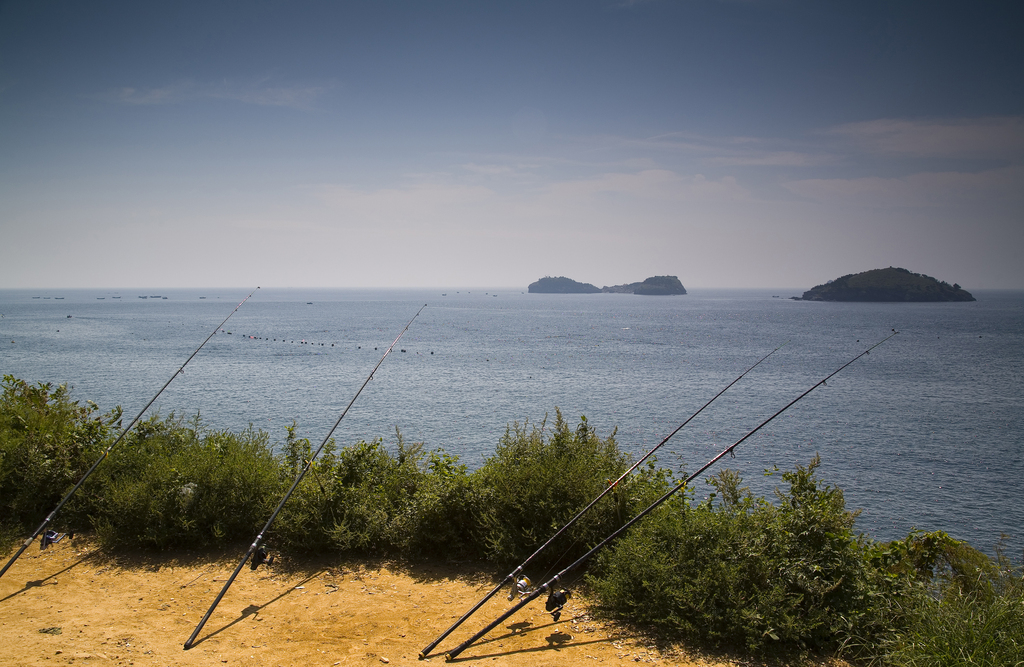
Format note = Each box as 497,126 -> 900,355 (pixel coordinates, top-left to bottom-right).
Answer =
184,303 -> 426,650
0,287 -> 260,582
443,331 -> 898,661
419,341 -> 788,659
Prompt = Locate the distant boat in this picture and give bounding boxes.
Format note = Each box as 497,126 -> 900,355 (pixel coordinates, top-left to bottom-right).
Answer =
199,297 -> 206,299
32,296 -> 40,299
162,297 -> 168,299
97,297 -> 105,300
139,296 -> 147,299
150,295 -> 161,298
112,296 -> 121,299
307,302 -> 313,305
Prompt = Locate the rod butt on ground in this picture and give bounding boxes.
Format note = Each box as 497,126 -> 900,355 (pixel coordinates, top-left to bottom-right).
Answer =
182,305 -> 425,649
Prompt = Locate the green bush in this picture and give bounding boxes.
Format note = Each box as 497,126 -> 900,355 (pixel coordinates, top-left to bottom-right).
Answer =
853,534 -> 1024,666
0,375 -> 116,543
589,456 -> 870,656
397,448 -> 479,559
87,414 -> 282,549
271,426 -> 478,559
472,410 -> 631,569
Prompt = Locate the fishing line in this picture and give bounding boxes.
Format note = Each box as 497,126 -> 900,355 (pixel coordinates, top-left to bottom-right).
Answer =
443,331 -> 898,661
419,341 -> 787,658
183,304 -> 427,650
0,287 -> 260,582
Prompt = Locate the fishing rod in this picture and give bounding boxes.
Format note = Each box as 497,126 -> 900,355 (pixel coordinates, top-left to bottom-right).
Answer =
443,330 -> 898,661
419,341 -> 788,659
0,287 -> 260,581
184,303 -> 427,650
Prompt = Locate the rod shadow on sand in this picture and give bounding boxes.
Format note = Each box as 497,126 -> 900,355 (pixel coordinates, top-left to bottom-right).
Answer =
445,619 -> 611,662
184,570 -> 322,648
0,547 -> 99,604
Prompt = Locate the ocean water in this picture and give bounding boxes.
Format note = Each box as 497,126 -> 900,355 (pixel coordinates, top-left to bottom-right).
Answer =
2,287 -> 1022,556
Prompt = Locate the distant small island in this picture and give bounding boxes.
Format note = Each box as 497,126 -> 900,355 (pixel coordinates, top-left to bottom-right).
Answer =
602,275 -> 687,295
528,276 -> 601,293
528,275 -> 686,295
799,267 -> 975,302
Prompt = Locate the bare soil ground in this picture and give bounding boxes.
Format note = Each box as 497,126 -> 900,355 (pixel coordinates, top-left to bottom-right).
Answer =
0,540 -> 842,667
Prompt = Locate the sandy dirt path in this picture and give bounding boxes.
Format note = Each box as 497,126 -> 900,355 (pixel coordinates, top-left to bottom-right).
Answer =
1,540 -> 736,667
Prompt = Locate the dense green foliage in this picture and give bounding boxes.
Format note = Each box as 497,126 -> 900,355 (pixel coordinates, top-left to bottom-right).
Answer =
1,375 -> 1020,664
0,376 -> 116,542
589,459 -> 869,654
472,412 -> 631,568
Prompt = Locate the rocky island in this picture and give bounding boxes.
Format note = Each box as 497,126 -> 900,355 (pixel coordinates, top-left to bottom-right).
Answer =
602,275 -> 687,295
528,276 -> 602,293
800,267 -> 975,302
529,275 -> 686,295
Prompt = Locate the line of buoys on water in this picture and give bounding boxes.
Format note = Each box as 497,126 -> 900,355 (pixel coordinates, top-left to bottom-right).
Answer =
227,334 -> 433,355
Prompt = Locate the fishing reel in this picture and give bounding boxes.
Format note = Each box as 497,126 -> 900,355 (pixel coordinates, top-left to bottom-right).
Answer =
545,588 -> 571,622
250,545 -> 274,571
40,530 -> 68,550
508,575 -> 532,601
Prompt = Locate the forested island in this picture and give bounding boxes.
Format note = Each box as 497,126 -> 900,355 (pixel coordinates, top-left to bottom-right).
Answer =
529,275 -> 686,295
800,267 -> 975,302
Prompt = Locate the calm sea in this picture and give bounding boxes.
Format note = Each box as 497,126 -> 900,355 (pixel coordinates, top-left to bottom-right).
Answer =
2,287 -> 1022,556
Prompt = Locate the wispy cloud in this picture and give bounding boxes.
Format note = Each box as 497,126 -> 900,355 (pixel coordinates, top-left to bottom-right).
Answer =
822,116 -> 1024,160
116,82 -> 194,105
783,164 -> 1024,209
594,131 -> 832,169
103,77 -> 332,110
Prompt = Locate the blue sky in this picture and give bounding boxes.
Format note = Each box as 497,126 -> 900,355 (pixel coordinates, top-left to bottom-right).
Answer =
1,0 -> 1021,289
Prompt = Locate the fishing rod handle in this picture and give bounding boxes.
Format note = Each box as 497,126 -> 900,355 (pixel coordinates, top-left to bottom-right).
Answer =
184,541 -> 258,649
445,584 -> 547,662
185,304 -> 425,649
418,575 -> 512,659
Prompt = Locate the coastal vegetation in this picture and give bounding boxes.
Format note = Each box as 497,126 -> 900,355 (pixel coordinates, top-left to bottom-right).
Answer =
2,375 -> 1021,665
801,267 -> 976,302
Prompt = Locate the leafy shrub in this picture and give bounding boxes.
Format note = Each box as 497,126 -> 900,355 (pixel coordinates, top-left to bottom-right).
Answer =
87,414 -> 282,549
472,410 -> 631,569
852,534 -> 1024,666
397,448 -> 479,559
0,375 -> 116,543
589,456 -> 870,656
